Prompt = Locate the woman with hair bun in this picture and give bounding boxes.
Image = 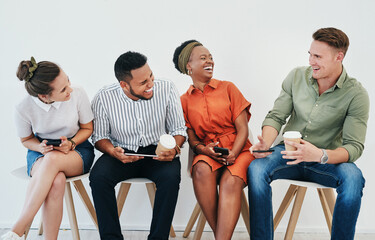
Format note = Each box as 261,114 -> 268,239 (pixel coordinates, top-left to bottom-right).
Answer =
173,40 -> 254,239
2,57 -> 94,240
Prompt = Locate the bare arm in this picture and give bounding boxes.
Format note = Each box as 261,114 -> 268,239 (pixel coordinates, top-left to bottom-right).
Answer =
282,139 -> 349,165
225,110 -> 248,165
95,138 -> 142,164
250,125 -> 279,158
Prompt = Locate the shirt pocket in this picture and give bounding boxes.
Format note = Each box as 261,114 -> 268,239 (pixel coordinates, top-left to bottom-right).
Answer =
316,105 -> 346,130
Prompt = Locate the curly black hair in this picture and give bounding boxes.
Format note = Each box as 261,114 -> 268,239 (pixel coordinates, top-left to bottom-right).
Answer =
172,39 -> 201,73
114,51 -> 147,83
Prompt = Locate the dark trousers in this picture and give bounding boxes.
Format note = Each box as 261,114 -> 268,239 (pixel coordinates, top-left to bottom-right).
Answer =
89,145 -> 181,240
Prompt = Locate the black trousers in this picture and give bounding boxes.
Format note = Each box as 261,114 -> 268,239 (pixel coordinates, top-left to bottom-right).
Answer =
89,145 -> 181,240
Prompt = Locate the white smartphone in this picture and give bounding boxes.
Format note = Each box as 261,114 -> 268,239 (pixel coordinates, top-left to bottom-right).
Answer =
125,153 -> 158,157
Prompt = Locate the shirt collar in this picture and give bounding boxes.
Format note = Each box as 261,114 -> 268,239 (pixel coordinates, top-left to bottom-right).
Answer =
32,97 -> 62,112
309,65 -> 347,89
187,79 -> 219,95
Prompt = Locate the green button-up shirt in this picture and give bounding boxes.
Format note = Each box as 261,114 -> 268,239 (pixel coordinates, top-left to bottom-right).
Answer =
263,66 -> 369,162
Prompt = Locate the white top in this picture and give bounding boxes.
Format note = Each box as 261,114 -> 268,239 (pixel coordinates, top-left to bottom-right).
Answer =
15,86 -> 94,139
91,79 -> 187,151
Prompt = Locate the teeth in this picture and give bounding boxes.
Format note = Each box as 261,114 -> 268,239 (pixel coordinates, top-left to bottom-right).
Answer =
145,88 -> 153,93
204,66 -> 213,70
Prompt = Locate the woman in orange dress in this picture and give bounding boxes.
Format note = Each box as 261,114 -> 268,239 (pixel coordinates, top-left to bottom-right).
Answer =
173,40 -> 254,240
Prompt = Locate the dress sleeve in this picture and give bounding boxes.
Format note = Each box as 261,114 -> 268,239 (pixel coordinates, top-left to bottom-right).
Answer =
180,94 -> 192,129
227,82 -> 251,123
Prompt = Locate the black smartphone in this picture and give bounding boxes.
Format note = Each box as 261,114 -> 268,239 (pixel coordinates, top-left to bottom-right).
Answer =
213,146 -> 229,155
253,149 -> 275,153
46,139 -> 62,146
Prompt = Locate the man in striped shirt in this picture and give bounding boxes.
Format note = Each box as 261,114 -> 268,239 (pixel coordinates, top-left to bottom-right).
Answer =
89,51 -> 187,240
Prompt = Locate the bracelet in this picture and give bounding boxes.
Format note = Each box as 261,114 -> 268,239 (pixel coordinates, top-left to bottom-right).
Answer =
174,144 -> 181,155
68,138 -> 77,150
192,142 -> 205,154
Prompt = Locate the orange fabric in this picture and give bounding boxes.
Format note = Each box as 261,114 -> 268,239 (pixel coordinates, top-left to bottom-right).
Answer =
181,79 -> 254,183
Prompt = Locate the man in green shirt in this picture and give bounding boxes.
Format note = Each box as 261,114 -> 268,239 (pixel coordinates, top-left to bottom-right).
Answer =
247,27 -> 369,240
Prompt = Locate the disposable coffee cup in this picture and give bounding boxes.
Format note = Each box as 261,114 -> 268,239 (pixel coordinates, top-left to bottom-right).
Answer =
283,131 -> 302,151
155,134 -> 176,156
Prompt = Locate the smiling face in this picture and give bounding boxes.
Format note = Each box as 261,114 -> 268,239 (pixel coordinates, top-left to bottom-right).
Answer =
186,46 -> 214,81
120,63 -> 154,101
308,40 -> 344,81
39,69 -> 73,103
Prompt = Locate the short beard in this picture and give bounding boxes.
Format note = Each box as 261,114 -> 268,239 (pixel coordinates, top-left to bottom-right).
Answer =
129,86 -> 153,100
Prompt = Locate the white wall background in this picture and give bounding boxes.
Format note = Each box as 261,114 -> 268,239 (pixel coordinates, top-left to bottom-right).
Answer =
1,0 -> 374,235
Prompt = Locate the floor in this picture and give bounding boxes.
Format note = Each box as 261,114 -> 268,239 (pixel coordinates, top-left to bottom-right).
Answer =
1,229 -> 374,240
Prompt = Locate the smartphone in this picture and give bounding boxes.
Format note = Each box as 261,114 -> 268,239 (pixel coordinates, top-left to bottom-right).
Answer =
45,139 -> 62,146
253,149 -> 275,153
213,146 -> 229,155
125,153 -> 158,157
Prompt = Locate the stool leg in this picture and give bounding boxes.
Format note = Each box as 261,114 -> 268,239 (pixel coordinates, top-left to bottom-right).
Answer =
273,184 -> 298,230
318,188 -> 335,234
72,179 -> 99,229
284,186 -> 307,240
145,183 -> 176,238
37,217 -> 43,235
193,211 -> 207,240
116,182 -> 131,217
183,203 -> 202,237
240,189 -> 250,235
24,220 -> 34,239
64,182 -> 80,240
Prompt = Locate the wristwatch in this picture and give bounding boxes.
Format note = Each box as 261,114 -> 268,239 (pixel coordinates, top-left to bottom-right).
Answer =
68,138 -> 77,150
320,149 -> 328,164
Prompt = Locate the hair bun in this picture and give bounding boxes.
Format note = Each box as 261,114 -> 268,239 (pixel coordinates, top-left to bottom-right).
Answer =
16,60 -> 32,81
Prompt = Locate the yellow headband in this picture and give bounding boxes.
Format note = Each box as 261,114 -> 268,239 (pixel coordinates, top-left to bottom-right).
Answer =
178,41 -> 202,74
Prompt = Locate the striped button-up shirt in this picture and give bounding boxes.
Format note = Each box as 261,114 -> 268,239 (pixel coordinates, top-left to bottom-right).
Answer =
91,79 -> 187,151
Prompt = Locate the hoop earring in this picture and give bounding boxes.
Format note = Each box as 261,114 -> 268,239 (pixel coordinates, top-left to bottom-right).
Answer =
188,69 -> 192,75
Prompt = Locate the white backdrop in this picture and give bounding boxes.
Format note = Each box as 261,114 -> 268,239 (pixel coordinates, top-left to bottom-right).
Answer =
1,0 -> 374,235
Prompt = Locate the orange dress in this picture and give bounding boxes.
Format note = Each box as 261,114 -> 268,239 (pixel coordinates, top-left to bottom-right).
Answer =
180,79 -> 254,183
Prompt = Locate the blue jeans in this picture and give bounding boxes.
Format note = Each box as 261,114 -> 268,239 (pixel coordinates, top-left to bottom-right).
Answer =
247,144 -> 365,240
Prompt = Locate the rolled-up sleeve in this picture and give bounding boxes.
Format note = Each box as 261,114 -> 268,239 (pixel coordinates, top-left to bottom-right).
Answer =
91,93 -> 111,144
166,82 -> 187,137
341,88 -> 369,162
262,69 -> 295,132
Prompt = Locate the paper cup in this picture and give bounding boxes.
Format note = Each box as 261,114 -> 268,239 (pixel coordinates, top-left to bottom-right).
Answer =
283,131 -> 302,151
155,134 -> 176,156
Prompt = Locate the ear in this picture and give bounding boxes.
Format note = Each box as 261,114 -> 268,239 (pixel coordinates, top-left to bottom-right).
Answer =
186,62 -> 192,72
336,51 -> 345,62
119,80 -> 129,89
38,94 -> 49,102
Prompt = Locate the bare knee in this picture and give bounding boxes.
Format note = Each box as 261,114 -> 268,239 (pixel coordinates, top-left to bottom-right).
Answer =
46,172 -> 66,201
192,162 -> 213,183
220,173 -> 244,194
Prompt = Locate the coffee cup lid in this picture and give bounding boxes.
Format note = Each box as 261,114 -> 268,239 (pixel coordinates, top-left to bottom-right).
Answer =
283,131 -> 302,138
159,134 -> 176,149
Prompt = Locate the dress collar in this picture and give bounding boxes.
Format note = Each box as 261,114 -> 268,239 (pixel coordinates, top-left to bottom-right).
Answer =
187,79 -> 219,95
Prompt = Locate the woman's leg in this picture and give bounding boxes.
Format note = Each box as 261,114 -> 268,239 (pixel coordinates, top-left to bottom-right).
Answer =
192,161 -> 220,233
11,150 -> 83,237
216,169 -> 244,240
42,172 -> 66,240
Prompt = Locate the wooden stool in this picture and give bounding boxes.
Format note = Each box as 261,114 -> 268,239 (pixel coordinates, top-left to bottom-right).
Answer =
116,178 -> 176,238
11,166 -> 98,240
273,179 -> 336,240
183,189 -> 250,240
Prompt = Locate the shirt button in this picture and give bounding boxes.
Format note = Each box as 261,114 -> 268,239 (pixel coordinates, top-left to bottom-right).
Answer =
315,104 -> 319,107
308,120 -> 312,124
305,135 -> 308,138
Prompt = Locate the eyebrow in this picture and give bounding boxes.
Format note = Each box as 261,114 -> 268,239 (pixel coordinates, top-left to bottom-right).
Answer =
60,77 -> 70,92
